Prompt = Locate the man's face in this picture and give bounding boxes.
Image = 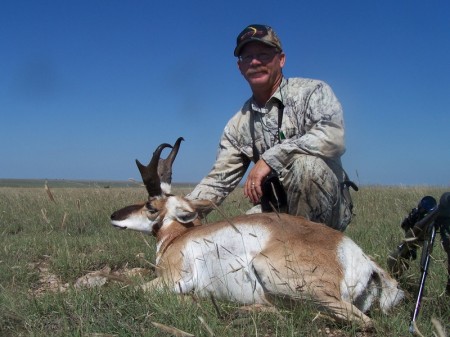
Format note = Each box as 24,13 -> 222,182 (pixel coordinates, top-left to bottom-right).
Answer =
237,42 -> 285,90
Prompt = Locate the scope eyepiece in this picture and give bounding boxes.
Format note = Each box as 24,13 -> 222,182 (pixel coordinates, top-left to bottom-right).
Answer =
418,196 -> 438,213
401,196 -> 437,232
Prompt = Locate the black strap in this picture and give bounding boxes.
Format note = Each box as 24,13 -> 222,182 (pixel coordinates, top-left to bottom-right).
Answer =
277,102 -> 285,142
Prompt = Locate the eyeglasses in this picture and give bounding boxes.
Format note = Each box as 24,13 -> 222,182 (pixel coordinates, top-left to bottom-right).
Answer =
238,50 -> 279,64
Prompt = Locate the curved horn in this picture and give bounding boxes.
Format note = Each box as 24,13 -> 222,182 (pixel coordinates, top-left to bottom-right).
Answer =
166,137 -> 184,164
136,143 -> 172,197
158,137 -> 184,185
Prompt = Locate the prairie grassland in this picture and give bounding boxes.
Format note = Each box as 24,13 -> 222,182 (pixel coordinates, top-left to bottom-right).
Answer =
0,183 -> 449,337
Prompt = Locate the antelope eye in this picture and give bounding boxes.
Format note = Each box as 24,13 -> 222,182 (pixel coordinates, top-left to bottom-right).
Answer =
145,202 -> 158,214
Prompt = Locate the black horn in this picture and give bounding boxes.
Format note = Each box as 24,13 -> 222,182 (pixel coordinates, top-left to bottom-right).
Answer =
158,137 -> 184,184
136,143 -> 172,197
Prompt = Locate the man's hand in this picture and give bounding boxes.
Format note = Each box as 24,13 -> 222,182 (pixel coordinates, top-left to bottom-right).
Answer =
244,159 -> 272,204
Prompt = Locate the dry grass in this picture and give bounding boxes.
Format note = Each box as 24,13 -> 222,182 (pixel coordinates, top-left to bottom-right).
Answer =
0,182 -> 449,336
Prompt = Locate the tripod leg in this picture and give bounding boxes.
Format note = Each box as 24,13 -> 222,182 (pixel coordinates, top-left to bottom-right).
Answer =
410,225 -> 437,333
440,220 -> 450,294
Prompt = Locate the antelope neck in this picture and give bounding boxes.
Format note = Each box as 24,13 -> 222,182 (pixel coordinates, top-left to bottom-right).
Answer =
156,223 -> 194,258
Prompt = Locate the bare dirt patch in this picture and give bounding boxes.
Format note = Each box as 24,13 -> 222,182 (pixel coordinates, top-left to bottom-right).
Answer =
28,261 -> 150,297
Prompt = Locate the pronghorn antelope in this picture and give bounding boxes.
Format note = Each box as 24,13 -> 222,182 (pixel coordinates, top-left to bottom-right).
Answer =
110,139 -> 404,329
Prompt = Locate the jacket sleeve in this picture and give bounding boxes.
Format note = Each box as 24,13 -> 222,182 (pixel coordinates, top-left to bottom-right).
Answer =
186,130 -> 250,205
262,81 -> 345,174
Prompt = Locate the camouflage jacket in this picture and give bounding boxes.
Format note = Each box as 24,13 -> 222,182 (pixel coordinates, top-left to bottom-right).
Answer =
187,77 -> 346,205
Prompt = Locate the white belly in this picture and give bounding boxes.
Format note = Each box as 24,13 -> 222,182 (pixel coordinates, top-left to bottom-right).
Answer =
178,223 -> 271,304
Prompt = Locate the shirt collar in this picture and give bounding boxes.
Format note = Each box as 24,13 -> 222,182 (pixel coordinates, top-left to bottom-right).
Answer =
250,77 -> 287,112
272,77 -> 288,106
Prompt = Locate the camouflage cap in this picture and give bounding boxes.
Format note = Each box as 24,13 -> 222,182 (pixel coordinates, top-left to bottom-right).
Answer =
234,24 -> 282,57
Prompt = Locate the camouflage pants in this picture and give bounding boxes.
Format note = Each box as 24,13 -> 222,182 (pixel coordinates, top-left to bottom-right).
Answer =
279,155 -> 352,231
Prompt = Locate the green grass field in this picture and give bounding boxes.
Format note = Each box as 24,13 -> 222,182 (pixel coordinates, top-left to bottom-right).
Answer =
0,181 -> 449,336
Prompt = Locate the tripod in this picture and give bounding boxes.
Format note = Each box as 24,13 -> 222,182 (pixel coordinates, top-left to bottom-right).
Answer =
387,192 -> 450,334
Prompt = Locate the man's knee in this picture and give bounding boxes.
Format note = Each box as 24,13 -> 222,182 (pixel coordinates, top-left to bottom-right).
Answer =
280,155 -> 341,228
282,155 -> 338,194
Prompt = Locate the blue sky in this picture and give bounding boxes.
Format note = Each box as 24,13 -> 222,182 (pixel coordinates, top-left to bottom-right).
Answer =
1,0 -> 449,186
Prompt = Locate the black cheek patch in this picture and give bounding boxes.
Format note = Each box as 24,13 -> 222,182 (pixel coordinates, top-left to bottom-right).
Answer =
110,204 -> 145,221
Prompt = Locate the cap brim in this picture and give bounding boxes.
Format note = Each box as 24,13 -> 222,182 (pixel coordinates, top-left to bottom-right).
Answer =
234,38 -> 278,57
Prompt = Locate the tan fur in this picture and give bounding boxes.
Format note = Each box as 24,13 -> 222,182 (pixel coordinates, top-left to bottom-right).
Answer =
111,198 -> 403,330
110,141 -> 403,329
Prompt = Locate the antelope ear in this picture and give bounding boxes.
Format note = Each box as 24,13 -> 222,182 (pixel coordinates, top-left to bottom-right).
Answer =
175,210 -> 198,224
190,199 -> 215,213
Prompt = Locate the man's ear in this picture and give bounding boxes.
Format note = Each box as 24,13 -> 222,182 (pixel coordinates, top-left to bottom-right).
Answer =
237,59 -> 245,75
279,52 -> 286,68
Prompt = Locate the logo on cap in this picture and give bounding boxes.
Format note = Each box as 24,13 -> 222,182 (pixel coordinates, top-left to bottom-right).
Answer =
240,26 -> 266,41
234,24 -> 282,57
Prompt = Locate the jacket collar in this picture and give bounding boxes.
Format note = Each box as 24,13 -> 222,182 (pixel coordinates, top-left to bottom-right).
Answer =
250,77 -> 287,112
